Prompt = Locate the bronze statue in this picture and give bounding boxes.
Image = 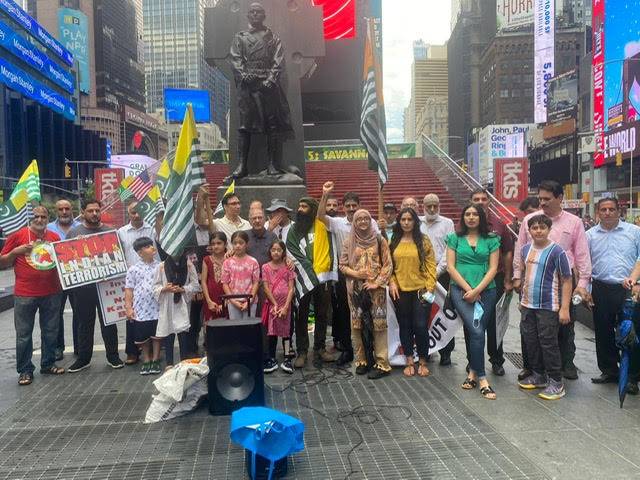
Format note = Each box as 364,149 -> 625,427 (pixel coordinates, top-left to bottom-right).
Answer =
227,2 -> 293,180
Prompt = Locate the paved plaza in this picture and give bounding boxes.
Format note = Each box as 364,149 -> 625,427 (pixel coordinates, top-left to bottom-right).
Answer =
0,294 -> 639,480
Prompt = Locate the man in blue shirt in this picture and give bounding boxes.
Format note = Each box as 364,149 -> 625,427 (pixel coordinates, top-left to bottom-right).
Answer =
47,199 -> 81,360
587,197 -> 640,392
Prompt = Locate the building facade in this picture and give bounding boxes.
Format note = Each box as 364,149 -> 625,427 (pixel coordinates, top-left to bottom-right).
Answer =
143,0 -> 229,139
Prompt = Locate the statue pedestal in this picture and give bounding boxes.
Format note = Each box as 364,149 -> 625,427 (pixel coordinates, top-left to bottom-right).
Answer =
217,184 -> 307,218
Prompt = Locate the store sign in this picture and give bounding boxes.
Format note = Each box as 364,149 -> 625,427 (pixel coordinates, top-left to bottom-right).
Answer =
0,57 -> 76,120
494,158 -> 529,205
305,143 -> 416,162
0,19 -> 74,94
534,0 -> 555,124
94,168 -> 125,228
602,120 -> 640,165
58,8 -> 89,93
0,0 -> 73,66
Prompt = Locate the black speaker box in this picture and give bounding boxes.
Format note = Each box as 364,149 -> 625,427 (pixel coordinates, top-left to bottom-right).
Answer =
206,318 -> 265,416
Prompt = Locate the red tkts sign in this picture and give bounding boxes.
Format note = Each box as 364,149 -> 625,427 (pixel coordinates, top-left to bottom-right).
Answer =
494,158 -> 529,205
94,168 -> 125,228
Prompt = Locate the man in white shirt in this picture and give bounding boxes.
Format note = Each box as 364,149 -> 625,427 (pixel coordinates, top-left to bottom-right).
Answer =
117,201 -> 158,365
196,185 -> 250,244
420,193 -> 455,365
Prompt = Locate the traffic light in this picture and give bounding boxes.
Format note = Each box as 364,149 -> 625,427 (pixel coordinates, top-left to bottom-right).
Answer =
616,151 -> 623,166
64,163 -> 72,178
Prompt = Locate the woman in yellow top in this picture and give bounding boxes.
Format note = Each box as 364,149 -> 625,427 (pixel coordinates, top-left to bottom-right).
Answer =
339,209 -> 393,380
389,208 -> 437,377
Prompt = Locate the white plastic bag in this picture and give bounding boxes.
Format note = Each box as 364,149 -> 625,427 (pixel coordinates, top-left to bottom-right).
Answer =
144,379 -> 208,423
153,359 -> 209,402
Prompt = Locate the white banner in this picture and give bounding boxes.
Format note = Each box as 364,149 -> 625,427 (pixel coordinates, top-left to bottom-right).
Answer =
97,277 -> 128,326
505,132 -> 527,157
387,283 -> 463,366
534,0 -> 555,123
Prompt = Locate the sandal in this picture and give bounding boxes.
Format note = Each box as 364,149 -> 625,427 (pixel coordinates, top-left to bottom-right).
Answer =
403,364 -> 415,377
41,366 -> 65,375
461,377 -> 477,390
18,372 -> 33,385
480,385 -> 497,400
417,363 -> 430,377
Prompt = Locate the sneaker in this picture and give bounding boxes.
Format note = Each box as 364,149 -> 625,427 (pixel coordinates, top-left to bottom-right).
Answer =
518,372 -> 548,390
263,359 -> 278,374
538,379 -> 566,400
281,359 -> 294,374
68,359 -> 90,373
106,356 -> 124,369
148,361 -> 162,375
140,362 -> 150,375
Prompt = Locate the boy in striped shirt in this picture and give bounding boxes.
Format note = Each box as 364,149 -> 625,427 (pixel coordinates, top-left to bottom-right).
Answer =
513,214 -> 572,400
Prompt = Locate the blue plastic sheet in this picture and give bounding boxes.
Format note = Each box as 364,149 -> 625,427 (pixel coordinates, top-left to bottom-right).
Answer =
230,407 -> 305,480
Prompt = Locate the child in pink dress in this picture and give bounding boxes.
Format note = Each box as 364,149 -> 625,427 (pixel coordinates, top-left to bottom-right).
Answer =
221,231 -> 260,319
261,240 -> 296,374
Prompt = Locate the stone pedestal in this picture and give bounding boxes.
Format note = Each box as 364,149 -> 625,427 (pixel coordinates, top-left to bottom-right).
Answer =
217,184 -> 307,218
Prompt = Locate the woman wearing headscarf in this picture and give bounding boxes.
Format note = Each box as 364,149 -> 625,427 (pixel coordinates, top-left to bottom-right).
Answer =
339,209 -> 392,380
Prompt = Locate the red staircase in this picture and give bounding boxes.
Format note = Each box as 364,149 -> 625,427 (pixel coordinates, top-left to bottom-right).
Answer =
203,158 -> 460,219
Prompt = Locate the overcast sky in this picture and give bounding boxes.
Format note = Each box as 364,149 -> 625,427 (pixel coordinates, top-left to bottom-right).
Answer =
383,1 -> 452,143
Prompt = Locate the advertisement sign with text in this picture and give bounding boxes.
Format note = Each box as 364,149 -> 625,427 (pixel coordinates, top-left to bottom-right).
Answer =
94,168 -> 125,228
497,0 -> 534,31
164,88 -> 211,123
547,69 -> 578,122
534,0 -> 555,124
478,124 -> 536,183
596,0 -> 640,167
52,231 -> 127,290
58,8 -> 89,93
494,158 -> 529,205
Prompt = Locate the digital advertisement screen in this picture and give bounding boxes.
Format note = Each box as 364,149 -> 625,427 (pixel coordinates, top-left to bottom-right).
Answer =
164,88 -> 211,123
311,0 -> 356,40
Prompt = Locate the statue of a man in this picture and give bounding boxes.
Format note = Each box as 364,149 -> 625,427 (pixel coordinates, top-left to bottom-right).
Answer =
227,2 -> 293,180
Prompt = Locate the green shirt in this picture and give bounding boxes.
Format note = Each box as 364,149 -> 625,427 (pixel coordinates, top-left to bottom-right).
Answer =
446,232 -> 500,289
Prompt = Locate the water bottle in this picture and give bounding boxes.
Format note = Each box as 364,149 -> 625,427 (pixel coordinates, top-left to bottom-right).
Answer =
572,294 -> 583,306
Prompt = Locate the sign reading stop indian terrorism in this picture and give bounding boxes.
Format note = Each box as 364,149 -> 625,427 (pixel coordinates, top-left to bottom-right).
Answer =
52,231 -> 127,290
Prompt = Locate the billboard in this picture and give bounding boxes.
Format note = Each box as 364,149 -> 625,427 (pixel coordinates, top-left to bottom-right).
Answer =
497,0 -> 535,31
478,124 -> 537,183
0,19 -> 74,94
595,0 -> 640,167
547,69 -> 578,122
58,8 -> 90,94
311,0 -> 356,40
534,0 -> 555,124
109,154 -> 157,178
164,88 -> 211,123
0,0 -> 73,66
94,168 -> 125,228
494,158 -> 529,205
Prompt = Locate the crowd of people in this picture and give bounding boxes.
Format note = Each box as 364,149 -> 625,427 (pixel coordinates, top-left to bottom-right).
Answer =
5,179 -> 640,404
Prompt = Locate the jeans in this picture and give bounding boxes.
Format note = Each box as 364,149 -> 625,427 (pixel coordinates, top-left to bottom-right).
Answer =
295,283 -> 330,353
451,285 -> 497,378
331,273 -> 352,351
396,290 -> 431,358
15,293 -> 63,374
463,272 -> 505,366
520,307 -> 562,381
73,285 -> 119,363
55,291 -> 75,355
591,280 -> 625,375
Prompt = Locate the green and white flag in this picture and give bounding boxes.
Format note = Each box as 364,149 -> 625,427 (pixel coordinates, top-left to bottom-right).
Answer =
0,189 -> 31,235
155,156 -> 171,195
159,105 -> 205,257
11,160 -> 41,202
135,185 -> 164,225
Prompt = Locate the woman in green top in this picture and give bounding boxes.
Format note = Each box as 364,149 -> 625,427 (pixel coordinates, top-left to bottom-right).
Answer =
446,204 -> 500,400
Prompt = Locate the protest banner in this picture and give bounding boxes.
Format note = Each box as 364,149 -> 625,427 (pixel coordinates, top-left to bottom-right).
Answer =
52,230 -> 127,289
97,277 -> 127,326
387,282 -> 463,366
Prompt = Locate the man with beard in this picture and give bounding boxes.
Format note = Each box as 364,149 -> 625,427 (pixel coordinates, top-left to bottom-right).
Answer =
318,184 -> 380,365
420,194 -> 455,365
67,199 -> 124,373
286,196 -> 337,368
47,199 -> 81,360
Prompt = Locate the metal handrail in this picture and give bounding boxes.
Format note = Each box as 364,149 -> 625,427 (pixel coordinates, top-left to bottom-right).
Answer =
421,134 -> 517,236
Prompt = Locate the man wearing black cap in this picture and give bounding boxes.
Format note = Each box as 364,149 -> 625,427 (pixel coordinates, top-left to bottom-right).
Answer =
380,203 -> 397,240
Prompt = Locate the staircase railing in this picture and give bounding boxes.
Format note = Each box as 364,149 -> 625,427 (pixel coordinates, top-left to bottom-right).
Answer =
421,134 -> 517,235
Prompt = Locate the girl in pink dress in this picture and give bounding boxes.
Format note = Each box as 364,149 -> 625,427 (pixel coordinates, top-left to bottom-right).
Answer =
261,240 -> 296,374
221,231 -> 260,319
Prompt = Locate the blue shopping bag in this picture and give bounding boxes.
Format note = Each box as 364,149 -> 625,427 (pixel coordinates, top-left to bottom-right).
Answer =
230,407 -> 305,480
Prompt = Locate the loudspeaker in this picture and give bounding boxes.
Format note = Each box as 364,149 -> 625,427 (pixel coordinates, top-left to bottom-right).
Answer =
206,318 -> 265,415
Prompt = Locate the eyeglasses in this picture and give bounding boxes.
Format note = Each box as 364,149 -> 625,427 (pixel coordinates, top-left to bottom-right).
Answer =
33,215 -> 48,219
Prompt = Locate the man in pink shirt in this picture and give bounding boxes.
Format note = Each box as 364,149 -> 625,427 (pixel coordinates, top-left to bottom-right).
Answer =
513,180 -> 592,380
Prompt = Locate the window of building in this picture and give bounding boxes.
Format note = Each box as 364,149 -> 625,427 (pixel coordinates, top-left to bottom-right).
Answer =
500,90 -> 509,98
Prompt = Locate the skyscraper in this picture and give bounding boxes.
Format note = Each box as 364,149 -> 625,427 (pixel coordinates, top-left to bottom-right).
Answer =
143,0 -> 229,138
